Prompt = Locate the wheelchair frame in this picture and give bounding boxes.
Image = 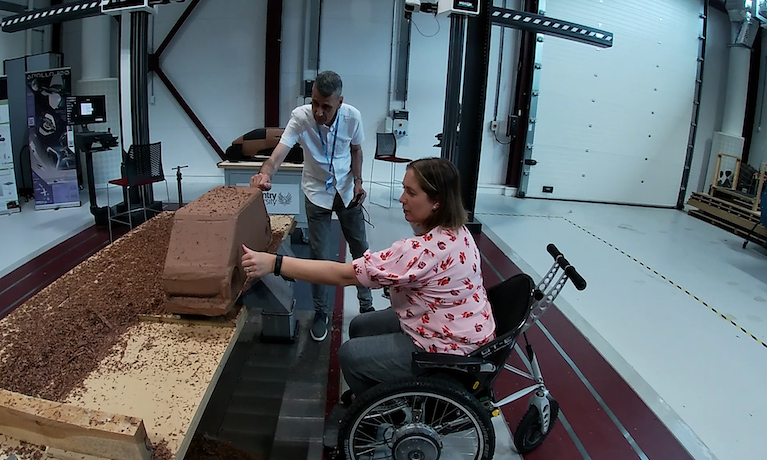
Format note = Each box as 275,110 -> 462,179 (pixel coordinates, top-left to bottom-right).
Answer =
329,244 -> 586,459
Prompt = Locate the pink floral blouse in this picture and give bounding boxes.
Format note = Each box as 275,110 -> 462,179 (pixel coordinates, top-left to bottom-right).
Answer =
353,226 -> 495,355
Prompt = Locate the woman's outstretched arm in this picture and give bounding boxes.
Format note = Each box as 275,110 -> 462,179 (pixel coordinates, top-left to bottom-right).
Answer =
241,244 -> 361,287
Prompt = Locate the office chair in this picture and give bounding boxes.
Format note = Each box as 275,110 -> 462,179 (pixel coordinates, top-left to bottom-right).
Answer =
369,133 -> 410,208
107,142 -> 169,242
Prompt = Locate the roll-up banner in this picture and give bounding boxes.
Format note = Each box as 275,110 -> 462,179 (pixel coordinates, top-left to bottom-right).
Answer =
0,76 -> 20,214
26,67 -> 80,210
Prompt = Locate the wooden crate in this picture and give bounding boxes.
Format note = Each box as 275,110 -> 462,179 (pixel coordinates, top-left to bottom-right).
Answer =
711,153 -> 741,191
708,156 -> 767,212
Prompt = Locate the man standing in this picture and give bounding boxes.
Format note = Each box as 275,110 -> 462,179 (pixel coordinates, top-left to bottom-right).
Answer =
251,70 -> 374,342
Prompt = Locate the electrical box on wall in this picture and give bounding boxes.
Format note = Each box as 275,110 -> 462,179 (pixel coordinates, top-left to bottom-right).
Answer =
392,110 -> 409,137
303,80 -> 314,98
437,0 -> 480,16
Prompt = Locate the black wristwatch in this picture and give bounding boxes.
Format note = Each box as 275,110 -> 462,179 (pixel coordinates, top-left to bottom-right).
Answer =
273,254 -> 284,276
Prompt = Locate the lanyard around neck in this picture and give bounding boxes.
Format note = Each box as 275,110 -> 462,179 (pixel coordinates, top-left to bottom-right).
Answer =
317,115 -> 340,173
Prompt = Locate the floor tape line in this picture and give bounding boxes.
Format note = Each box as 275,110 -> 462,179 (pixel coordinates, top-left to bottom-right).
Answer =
559,217 -> 767,350
474,212 -> 767,350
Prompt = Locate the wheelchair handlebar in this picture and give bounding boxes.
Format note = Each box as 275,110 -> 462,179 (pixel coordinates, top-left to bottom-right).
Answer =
547,244 -> 587,290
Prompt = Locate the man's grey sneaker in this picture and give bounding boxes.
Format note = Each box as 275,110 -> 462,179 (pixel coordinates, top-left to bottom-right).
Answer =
359,305 -> 375,314
311,312 -> 329,342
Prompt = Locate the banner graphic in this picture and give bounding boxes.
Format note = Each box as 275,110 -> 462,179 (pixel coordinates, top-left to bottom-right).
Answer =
26,67 -> 80,209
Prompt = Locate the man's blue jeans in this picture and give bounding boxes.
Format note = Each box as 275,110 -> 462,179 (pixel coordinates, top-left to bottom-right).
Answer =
304,194 -> 373,316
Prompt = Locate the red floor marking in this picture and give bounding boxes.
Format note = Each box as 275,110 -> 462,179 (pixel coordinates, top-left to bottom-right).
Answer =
495,351 -> 584,459
542,307 -> 694,460
0,226 -> 117,319
0,226 -> 103,292
524,321 -> 640,458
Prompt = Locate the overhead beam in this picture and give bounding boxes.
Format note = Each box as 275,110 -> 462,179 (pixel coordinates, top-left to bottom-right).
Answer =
1,0 -> 101,33
489,6 -> 613,48
1,0 -> 185,33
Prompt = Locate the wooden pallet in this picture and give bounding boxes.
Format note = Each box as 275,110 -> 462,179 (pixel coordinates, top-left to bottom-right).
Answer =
711,186 -> 759,211
687,192 -> 767,245
688,209 -> 766,246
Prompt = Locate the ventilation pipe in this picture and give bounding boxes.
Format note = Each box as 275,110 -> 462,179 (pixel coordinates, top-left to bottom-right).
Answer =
713,2 -> 760,160
81,15 -> 111,81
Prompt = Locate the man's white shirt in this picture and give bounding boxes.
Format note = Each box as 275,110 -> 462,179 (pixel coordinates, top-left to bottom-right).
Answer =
279,103 -> 365,210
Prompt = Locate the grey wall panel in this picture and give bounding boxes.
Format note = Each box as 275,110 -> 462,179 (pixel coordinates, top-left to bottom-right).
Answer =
525,0 -> 702,206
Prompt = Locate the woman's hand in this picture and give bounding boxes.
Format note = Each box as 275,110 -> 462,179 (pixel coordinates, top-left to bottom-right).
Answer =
241,244 -> 275,279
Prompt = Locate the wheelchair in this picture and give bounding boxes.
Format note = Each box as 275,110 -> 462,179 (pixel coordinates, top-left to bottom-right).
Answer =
324,244 -> 587,459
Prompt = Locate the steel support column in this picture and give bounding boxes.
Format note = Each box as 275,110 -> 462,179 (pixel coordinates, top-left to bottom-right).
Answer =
455,1 -> 491,227
440,14 -> 466,165
265,0 -> 282,126
130,11 -> 152,203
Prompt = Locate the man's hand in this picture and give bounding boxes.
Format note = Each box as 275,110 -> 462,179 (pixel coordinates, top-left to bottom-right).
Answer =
353,181 -> 367,206
250,172 -> 272,191
241,244 -> 275,279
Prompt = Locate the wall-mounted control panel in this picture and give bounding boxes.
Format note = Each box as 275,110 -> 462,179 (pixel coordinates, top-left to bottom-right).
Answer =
392,110 -> 409,137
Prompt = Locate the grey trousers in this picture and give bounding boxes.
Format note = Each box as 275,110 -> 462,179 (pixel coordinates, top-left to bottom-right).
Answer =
338,308 -> 422,396
305,194 -> 373,315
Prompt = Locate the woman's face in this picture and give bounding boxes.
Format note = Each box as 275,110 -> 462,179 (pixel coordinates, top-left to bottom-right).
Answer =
399,168 -> 437,226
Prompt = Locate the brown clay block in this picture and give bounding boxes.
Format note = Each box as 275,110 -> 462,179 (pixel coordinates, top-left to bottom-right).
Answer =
162,186 -> 272,316
0,388 -> 152,460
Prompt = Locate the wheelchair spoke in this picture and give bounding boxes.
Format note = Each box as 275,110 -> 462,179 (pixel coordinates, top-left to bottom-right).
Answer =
345,388 -> 488,460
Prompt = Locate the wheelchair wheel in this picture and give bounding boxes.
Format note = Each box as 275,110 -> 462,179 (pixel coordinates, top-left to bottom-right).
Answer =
514,397 -> 559,454
339,378 -> 494,460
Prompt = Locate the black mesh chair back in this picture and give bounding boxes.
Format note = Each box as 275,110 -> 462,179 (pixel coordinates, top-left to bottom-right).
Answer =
486,273 -> 536,341
124,142 -> 163,186
370,133 -> 409,208
374,132 -> 398,159
107,141 -> 167,242
469,273 -> 536,369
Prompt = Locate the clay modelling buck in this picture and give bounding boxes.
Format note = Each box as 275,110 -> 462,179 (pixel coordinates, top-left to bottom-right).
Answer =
162,186 -> 272,316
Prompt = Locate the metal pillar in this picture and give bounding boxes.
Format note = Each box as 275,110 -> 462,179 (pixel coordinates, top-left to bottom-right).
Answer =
441,14 -> 466,165
129,11 -> 153,204
456,3 -> 492,226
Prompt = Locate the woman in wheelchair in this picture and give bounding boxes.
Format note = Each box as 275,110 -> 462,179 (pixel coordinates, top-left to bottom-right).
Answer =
242,157 -> 498,458
242,157 -> 495,387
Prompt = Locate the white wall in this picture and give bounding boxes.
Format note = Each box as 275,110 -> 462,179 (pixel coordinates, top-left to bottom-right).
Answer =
149,0 -> 267,179
396,12 -> 450,163
279,0 -> 307,126
318,0 -> 393,165
522,0 -> 703,206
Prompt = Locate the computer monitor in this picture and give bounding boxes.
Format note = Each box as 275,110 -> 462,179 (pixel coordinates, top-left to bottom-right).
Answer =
66,95 -> 107,126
